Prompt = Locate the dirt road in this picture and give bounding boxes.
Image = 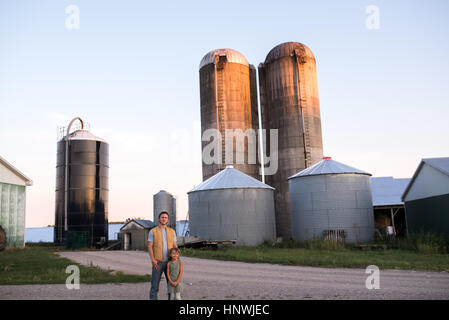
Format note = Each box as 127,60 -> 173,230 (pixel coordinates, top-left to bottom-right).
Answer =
1,250 -> 448,300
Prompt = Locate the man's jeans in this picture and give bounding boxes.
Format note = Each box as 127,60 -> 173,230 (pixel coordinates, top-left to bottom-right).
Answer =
149,261 -> 171,300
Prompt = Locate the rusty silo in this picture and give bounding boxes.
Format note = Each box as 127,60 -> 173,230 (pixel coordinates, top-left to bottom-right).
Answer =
199,49 -> 260,182
258,42 -> 324,238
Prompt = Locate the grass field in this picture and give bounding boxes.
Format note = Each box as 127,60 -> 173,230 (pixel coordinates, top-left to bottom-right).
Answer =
0,247 -> 151,285
2,233 -> 447,286
182,235 -> 449,272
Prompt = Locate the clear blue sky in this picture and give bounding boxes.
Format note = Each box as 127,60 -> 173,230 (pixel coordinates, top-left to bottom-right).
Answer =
1,0 -> 448,227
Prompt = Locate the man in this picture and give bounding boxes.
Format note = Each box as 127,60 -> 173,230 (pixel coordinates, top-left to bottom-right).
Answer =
148,211 -> 178,300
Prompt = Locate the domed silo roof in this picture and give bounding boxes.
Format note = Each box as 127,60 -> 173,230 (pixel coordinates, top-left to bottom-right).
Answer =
288,157 -> 371,179
65,129 -> 108,143
288,157 -> 374,244
189,166 -> 274,193
264,42 -> 315,64
155,189 -> 173,196
188,166 -> 276,246
199,48 -> 249,70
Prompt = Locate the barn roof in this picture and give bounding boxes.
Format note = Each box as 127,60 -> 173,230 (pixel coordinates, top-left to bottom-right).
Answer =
0,155 -> 33,186
120,219 -> 155,231
371,176 -> 411,206
401,157 -> 449,201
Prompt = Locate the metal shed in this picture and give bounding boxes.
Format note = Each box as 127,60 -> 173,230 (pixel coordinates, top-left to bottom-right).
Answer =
188,166 -> 276,246
0,155 -> 33,249
288,157 -> 374,243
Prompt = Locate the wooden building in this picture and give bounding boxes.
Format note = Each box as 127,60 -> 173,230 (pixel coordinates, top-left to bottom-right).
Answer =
119,219 -> 155,251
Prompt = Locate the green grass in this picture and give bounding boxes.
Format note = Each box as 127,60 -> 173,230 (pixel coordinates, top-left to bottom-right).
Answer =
0,247 -> 151,285
182,238 -> 449,272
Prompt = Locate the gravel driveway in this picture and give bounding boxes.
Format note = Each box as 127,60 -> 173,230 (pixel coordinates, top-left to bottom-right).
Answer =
1,250 -> 448,300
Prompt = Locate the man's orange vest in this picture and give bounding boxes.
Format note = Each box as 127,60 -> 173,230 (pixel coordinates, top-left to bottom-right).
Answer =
151,226 -> 175,262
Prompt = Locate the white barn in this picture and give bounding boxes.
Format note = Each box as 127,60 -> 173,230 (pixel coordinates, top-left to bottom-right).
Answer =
0,155 -> 33,249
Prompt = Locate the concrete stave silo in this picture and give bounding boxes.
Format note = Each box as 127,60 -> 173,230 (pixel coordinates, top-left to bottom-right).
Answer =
288,157 -> 375,243
259,42 -> 324,238
199,49 -> 260,182
54,117 -> 109,248
188,166 -> 276,246
153,190 -> 176,230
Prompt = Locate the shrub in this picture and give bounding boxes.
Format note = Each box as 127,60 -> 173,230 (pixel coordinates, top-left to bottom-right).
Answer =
412,232 -> 448,254
372,231 -> 448,254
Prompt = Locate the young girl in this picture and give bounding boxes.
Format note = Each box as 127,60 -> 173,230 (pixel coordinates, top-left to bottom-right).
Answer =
167,247 -> 184,300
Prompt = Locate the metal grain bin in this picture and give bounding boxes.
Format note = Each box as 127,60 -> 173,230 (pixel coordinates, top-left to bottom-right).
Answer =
199,49 -> 260,182
153,190 -> 176,230
54,117 -> 109,248
288,157 -> 374,243
188,166 -> 276,246
259,42 -> 324,238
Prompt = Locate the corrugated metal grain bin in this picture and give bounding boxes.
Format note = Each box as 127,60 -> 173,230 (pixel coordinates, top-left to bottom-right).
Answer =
153,190 -> 176,230
288,157 -> 374,243
188,166 -> 276,246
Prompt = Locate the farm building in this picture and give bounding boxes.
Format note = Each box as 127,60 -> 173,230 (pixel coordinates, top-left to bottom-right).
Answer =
118,219 -> 155,251
0,155 -> 33,249
402,157 -> 449,237
371,177 -> 411,237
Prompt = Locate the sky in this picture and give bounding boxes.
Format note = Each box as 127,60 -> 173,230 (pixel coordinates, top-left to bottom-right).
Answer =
0,0 -> 448,227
